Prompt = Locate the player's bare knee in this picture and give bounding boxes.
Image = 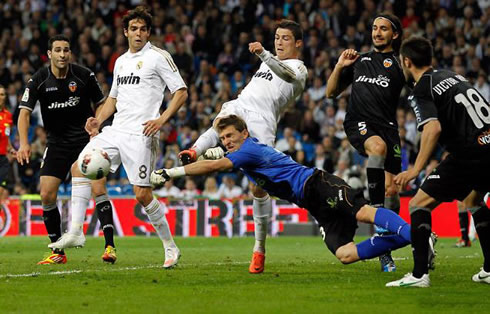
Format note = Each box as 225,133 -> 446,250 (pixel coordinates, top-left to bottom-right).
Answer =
70,161 -> 82,176
366,139 -> 387,157
355,205 -> 375,223
335,246 -> 356,264
385,184 -> 398,197
40,189 -> 57,204
134,187 -> 153,206
91,179 -> 107,196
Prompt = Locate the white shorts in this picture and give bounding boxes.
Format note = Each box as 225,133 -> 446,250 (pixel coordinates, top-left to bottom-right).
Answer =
80,126 -> 159,186
213,102 -> 277,146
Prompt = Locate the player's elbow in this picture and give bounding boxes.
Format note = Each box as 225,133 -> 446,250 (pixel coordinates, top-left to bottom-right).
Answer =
177,88 -> 188,101
426,120 -> 442,137
283,74 -> 296,83
325,89 -> 336,99
18,109 -> 31,123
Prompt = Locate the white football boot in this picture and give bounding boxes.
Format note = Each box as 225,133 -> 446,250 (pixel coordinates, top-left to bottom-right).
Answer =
163,246 -> 181,269
48,232 -> 86,249
386,273 -> 430,288
472,268 -> 490,284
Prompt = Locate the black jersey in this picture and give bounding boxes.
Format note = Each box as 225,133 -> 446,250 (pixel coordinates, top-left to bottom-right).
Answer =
19,64 -> 105,145
409,69 -> 490,156
341,50 -> 405,129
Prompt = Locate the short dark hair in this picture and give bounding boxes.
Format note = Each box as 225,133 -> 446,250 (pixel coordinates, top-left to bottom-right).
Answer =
123,6 -> 152,30
373,12 -> 403,52
400,36 -> 433,67
275,19 -> 303,41
48,35 -> 70,51
216,115 -> 248,133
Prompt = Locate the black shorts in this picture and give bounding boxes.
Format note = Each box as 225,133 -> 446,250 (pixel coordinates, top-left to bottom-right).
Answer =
0,156 -> 9,188
344,119 -> 401,175
40,142 -> 88,180
420,153 -> 490,202
303,170 -> 368,254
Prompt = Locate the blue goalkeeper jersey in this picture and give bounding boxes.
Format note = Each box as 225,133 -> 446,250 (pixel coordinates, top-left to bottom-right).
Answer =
226,137 -> 315,205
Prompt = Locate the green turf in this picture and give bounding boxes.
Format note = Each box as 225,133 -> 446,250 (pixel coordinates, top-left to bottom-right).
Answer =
0,236 -> 488,313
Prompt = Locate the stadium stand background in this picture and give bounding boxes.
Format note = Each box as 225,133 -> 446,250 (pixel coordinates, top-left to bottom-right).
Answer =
0,0 -> 488,201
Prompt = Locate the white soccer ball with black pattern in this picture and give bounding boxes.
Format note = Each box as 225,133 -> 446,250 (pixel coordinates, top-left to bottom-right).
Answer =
78,148 -> 111,180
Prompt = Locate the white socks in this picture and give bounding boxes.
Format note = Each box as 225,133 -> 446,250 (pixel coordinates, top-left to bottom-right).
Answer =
192,127 -> 219,156
144,198 -> 175,248
70,177 -> 92,235
253,194 -> 272,253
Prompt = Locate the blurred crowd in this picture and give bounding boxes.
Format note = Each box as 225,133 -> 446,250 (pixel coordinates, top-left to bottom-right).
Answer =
0,0 -> 489,200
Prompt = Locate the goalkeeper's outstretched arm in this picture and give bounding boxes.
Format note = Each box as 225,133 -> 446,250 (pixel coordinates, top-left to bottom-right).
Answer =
150,158 -> 234,187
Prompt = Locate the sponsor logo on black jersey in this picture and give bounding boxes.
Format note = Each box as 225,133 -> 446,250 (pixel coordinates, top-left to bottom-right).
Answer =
393,144 -> 401,158
361,57 -> 371,62
47,96 -> 80,109
253,69 -> 273,81
408,97 -> 422,123
326,197 -> 338,209
117,73 -> 141,85
383,58 -> 393,68
69,81 -> 77,92
478,130 -> 490,146
46,87 -> 58,92
355,75 -> 390,87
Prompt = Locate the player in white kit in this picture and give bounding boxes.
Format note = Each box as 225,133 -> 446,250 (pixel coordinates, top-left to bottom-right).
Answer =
179,20 -> 307,273
49,6 -> 188,269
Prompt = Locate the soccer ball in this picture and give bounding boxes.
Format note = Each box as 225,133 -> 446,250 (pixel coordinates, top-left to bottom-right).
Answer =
78,148 -> 111,180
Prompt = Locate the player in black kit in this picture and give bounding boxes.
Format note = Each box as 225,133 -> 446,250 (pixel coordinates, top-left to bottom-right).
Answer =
17,35 -> 117,264
326,13 -> 405,272
387,36 -> 490,287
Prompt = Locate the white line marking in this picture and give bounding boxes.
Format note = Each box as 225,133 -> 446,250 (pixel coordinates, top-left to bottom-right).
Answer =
0,261 -> 249,279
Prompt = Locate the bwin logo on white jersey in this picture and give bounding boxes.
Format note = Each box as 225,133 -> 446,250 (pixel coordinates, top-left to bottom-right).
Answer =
117,73 -> 141,85
48,96 -> 80,109
355,75 -> 390,87
253,70 -> 273,81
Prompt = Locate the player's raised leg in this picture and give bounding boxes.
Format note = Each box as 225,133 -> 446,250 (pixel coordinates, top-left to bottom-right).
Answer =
179,127 -> 219,164
365,136 -> 396,272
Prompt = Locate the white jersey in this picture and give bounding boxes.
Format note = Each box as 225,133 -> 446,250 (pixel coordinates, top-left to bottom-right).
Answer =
233,57 -> 307,123
109,42 -> 186,135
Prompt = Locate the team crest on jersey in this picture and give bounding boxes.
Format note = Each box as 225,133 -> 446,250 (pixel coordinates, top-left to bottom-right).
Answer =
136,61 -> 143,70
383,58 -> 393,68
68,81 -> 77,92
360,129 -> 367,135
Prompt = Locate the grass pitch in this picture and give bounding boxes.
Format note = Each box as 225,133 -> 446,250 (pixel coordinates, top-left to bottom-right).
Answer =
0,236 -> 488,313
